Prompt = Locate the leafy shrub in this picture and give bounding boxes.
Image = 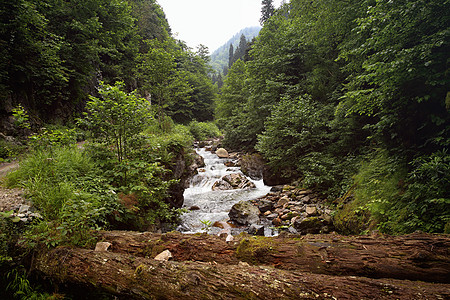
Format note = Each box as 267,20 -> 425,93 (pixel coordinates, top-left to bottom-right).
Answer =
6,146 -> 121,247
335,149 -> 450,234
188,121 -> 221,141
79,81 -> 152,163
11,104 -> 31,130
28,127 -> 78,150
4,268 -> 52,300
255,95 -> 356,197
394,150 -> 450,233
0,139 -> 26,161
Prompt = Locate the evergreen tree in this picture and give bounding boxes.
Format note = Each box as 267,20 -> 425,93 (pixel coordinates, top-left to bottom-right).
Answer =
196,44 -> 210,63
217,73 -> 223,89
228,44 -> 234,68
260,0 -> 275,25
229,35 -> 249,68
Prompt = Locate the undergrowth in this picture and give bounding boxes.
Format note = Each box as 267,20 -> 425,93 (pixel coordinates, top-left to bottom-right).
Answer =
334,149 -> 450,234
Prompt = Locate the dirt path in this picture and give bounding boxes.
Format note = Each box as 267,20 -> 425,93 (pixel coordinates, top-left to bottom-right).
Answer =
0,161 -> 25,212
0,161 -> 18,178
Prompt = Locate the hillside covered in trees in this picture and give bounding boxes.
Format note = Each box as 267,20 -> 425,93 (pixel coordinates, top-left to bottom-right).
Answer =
210,26 -> 261,74
0,0 -> 216,128
216,0 -> 449,234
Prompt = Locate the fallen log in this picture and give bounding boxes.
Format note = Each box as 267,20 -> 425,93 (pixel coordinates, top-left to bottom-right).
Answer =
34,247 -> 450,300
96,231 -> 450,283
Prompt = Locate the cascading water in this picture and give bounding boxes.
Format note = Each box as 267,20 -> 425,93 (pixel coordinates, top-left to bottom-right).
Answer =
178,148 -> 271,234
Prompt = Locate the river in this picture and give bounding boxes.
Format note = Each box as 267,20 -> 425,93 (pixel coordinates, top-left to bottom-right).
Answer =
178,148 -> 271,235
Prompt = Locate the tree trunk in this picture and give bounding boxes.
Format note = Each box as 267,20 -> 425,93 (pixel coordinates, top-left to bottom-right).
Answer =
95,231 -> 450,283
34,246 -> 449,300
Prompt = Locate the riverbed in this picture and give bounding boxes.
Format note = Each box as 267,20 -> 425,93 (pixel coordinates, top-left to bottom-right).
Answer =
178,148 -> 271,234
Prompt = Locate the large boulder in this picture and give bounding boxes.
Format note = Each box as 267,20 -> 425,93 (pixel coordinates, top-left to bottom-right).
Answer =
211,180 -> 233,191
240,153 -> 265,180
292,216 -> 332,234
212,173 -> 256,191
263,165 -> 298,186
229,200 -> 260,225
215,148 -> 229,158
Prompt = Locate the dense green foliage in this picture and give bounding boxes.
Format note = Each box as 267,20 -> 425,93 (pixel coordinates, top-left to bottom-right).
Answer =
216,0 -> 449,233
3,84 -> 200,253
0,0 -> 216,126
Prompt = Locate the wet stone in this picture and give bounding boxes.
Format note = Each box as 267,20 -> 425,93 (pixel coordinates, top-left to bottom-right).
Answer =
276,197 -> 289,208
267,213 -> 278,219
256,200 -> 274,213
306,206 -> 318,216
247,224 -> 265,236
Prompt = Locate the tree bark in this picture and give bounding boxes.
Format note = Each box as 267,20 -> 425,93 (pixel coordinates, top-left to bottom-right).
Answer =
34,246 -> 450,300
95,231 -> 450,283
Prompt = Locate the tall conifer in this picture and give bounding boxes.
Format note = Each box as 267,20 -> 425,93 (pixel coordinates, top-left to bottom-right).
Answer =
260,0 -> 275,25
228,44 -> 234,68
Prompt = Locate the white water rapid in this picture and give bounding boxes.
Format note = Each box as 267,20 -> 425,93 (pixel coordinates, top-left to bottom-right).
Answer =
179,148 -> 271,234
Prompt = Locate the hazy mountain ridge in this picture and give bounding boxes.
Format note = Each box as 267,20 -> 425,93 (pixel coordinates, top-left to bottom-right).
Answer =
210,26 -> 261,73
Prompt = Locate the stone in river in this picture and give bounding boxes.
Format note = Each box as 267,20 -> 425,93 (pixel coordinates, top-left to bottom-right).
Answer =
215,148 -> 229,158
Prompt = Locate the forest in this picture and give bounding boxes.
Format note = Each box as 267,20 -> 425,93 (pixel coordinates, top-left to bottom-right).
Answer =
0,0 -> 449,298
217,0 -> 449,234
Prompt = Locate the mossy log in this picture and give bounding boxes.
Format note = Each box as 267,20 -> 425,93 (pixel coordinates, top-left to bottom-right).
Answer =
34,247 -> 450,300
96,231 -> 450,283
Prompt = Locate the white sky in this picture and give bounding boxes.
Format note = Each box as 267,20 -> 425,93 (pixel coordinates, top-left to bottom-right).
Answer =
156,0 -> 284,52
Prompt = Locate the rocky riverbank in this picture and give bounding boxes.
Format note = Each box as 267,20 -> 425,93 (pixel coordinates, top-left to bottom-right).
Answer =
194,142 -> 335,236
228,186 -> 335,236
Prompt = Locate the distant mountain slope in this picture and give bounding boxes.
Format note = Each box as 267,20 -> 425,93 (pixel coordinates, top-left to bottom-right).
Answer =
210,26 -> 261,73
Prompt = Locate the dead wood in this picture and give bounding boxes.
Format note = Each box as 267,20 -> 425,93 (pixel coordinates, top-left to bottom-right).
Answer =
96,230 -> 450,283
34,247 -> 450,300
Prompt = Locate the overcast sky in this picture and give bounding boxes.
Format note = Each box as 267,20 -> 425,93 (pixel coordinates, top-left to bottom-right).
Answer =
156,0 -> 283,52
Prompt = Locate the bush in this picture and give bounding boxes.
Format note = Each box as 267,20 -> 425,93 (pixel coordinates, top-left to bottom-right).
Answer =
28,127 -> 79,150
395,150 -> 450,233
335,148 -> 450,235
6,146 -> 121,247
79,81 -> 152,163
0,139 -> 26,162
188,121 -> 221,141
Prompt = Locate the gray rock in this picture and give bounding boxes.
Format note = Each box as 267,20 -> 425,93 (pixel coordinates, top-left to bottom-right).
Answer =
95,242 -> 112,252
255,200 -> 274,213
223,173 -> 256,189
18,205 -> 31,214
302,195 -> 311,204
211,180 -> 233,190
154,250 -> 173,261
229,200 -> 260,225
293,217 -> 323,234
240,153 -> 265,180
247,224 -> 265,236
270,185 -> 284,192
288,226 -> 299,234
266,213 -> 278,219
212,173 -> 256,191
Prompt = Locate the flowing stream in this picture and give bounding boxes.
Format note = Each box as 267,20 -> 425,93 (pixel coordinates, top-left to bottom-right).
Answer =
178,148 -> 271,234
